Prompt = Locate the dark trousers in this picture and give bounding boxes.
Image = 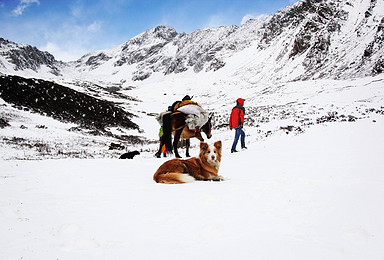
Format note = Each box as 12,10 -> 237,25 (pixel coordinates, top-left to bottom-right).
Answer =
231,127 -> 245,151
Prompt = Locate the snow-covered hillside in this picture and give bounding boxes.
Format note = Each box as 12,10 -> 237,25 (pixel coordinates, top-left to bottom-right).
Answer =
1,72 -> 383,160
1,0 -> 384,84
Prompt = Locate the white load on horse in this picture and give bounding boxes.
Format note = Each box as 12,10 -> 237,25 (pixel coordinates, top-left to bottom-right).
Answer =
172,95 -> 208,130
176,102 -> 208,130
156,95 -> 209,130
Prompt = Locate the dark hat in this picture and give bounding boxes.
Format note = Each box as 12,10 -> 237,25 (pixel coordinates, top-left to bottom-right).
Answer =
182,95 -> 192,101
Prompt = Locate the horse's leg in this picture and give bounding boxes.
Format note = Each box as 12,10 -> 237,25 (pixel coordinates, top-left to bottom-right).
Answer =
173,130 -> 182,158
186,139 -> 191,157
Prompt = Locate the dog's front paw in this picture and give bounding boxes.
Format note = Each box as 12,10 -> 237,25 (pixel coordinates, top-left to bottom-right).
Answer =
212,175 -> 225,181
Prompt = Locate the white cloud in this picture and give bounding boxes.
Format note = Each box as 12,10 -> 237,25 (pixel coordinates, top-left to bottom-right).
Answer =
12,0 -> 40,16
70,3 -> 83,18
241,13 -> 268,25
87,21 -> 102,33
39,20 -> 105,62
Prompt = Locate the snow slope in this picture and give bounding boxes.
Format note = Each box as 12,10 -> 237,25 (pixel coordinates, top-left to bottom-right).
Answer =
1,118 -> 384,260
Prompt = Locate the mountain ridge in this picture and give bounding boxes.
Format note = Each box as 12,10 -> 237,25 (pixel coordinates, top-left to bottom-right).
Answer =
0,0 -> 383,84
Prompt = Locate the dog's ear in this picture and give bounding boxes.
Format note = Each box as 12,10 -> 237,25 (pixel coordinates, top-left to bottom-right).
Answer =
214,141 -> 222,152
200,142 -> 208,151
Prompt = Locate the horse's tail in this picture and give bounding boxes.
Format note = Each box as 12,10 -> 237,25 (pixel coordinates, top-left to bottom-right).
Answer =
162,112 -> 173,154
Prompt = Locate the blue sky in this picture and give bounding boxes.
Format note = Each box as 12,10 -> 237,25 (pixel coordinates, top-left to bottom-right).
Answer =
0,0 -> 297,61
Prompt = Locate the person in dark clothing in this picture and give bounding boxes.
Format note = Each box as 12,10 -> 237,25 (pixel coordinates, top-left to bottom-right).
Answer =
229,98 -> 247,153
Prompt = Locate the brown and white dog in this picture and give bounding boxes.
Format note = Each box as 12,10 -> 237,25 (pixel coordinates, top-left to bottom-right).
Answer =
153,141 -> 224,184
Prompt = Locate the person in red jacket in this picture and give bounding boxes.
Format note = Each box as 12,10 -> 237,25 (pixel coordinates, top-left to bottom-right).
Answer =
229,98 -> 247,153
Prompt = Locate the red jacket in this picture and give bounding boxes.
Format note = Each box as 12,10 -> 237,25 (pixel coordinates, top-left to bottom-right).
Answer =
229,98 -> 245,129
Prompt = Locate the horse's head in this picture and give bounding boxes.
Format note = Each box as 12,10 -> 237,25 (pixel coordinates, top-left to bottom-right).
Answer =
202,113 -> 213,139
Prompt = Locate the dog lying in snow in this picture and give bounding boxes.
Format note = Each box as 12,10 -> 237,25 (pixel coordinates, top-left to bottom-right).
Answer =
119,151 -> 140,159
153,141 -> 224,184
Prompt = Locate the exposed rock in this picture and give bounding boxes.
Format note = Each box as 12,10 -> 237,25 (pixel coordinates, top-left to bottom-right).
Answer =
0,75 -> 139,131
0,38 -> 62,75
0,117 -> 10,128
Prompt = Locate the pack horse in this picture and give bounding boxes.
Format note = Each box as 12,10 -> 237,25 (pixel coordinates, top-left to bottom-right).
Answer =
157,112 -> 213,158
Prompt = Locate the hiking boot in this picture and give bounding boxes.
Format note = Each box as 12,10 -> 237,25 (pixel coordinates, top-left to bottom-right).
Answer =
242,146 -> 247,149
231,149 -> 238,153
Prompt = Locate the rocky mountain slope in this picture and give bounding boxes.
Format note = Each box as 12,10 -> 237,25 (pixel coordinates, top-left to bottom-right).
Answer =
59,0 -> 384,83
1,0 -> 383,84
0,75 -> 138,132
0,38 -> 62,76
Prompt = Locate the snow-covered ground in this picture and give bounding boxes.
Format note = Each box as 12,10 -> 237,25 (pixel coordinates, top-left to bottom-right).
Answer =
1,116 -> 384,259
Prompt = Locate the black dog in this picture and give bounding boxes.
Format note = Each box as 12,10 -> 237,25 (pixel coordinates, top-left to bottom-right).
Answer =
119,151 -> 140,159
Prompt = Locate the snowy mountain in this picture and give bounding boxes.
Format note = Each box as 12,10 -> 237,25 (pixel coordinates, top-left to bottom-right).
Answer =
90,0 -> 383,83
1,0 -> 384,83
0,38 -> 63,76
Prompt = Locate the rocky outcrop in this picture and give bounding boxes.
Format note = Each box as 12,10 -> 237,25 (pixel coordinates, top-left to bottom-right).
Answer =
0,75 -> 138,131
0,38 -> 62,75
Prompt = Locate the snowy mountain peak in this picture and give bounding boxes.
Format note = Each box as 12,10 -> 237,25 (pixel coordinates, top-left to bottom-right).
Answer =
0,0 -> 383,83
121,25 -> 178,50
0,38 -> 62,76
